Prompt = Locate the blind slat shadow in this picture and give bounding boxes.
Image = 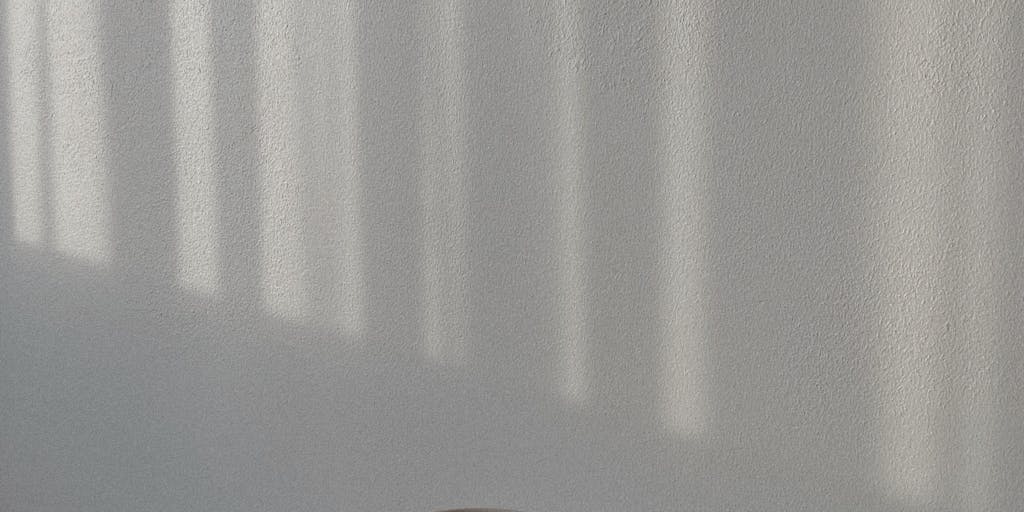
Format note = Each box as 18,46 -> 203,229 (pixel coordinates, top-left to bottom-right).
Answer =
703,1 -> 885,509
101,0 -> 177,297
211,0 -> 261,321
295,0 -> 365,339
358,0 -> 422,362
580,0 -> 661,439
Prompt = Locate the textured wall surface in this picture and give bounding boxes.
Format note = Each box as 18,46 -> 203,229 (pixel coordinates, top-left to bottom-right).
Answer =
2,1 -> 1022,511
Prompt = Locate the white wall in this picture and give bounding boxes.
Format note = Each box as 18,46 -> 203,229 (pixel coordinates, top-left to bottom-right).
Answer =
2,1 -> 1022,511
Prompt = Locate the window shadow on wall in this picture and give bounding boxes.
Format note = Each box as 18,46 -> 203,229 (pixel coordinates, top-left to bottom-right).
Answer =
1,1 -> 1023,511
701,1 -> 883,509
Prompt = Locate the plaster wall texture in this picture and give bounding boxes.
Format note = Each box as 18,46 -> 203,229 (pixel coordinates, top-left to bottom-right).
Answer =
1,1 -> 1022,511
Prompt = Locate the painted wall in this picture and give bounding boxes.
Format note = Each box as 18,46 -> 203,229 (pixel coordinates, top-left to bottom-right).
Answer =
2,1 -> 1022,511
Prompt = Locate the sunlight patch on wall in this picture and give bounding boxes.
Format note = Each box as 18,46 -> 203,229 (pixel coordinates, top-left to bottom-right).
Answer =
872,1 -> 946,503
555,0 -> 589,405
658,0 -> 709,438
334,0 -> 365,337
5,0 -> 46,246
256,0 -> 308,320
420,0 -> 468,365
171,0 -> 220,297
45,0 -> 109,264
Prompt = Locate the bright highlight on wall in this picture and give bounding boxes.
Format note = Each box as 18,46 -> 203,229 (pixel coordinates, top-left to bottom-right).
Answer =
172,0 -> 221,297
256,0 -> 309,320
45,0 -> 110,264
659,0 -> 710,438
555,0 -> 589,405
420,0 -> 469,365
873,0 -> 946,503
5,0 -> 46,247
